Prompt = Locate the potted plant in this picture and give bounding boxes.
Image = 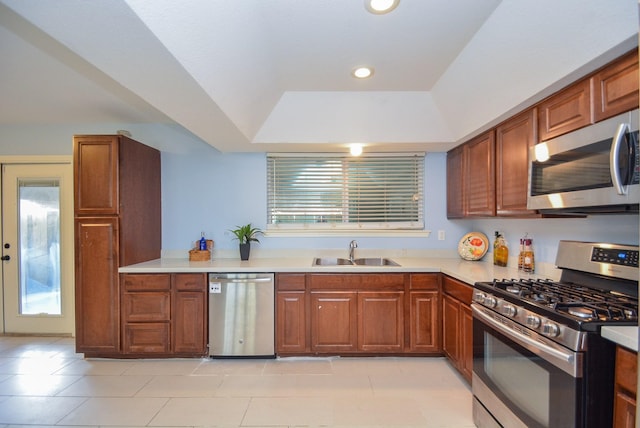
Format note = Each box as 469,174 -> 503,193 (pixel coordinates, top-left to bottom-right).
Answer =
229,223 -> 263,260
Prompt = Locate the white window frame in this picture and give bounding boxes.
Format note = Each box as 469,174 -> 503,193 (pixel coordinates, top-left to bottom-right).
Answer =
266,152 -> 428,237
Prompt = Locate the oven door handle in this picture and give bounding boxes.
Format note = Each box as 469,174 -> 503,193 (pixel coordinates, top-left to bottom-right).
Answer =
472,305 -> 582,377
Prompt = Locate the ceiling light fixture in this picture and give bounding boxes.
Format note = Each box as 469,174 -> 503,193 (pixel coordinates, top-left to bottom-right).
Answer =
365,0 -> 400,14
350,144 -> 364,156
352,66 -> 374,79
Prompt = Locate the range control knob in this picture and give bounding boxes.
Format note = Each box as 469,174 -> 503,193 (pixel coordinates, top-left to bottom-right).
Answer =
473,292 -> 486,303
542,322 -> 560,337
502,304 -> 517,317
526,315 -> 541,328
484,296 -> 498,308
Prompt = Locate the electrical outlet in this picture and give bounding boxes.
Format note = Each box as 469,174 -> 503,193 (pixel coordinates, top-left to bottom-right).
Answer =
438,230 -> 445,241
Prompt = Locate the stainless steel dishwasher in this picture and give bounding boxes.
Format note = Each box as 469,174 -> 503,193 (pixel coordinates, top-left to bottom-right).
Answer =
208,273 -> 275,357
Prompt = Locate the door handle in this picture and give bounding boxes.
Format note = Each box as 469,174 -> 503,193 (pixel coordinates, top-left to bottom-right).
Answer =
1,255 -> 10,261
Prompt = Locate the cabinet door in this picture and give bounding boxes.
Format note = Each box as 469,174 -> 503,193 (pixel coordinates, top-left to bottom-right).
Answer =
538,79 -> 592,141
358,291 -> 404,352
173,274 -> 207,354
465,131 -> 496,217
496,110 -> 537,216
593,50 -> 639,122
276,291 -> 307,354
446,145 -> 465,218
442,294 -> 460,364
173,291 -> 206,354
74,217 -> 120,354
73,135 -> 118,215
409,291 -> 440,353
460,304 -> 474,383
310,291 -> 357,353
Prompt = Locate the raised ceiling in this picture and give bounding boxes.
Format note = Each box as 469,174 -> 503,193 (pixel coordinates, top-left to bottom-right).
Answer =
0,0 -> 637,153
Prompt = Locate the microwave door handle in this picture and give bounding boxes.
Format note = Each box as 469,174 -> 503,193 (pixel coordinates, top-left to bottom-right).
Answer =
610,122 -> 630,195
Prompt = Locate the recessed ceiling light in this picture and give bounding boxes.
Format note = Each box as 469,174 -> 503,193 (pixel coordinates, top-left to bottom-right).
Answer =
352,66 -> 374,79
365,0 -> 399,14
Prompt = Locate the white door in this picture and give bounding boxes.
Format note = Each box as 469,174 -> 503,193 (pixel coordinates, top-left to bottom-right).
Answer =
1,163 -> 74,334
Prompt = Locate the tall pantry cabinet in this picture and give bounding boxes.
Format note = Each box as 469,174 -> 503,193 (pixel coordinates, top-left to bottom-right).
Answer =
73,135 -> 161,356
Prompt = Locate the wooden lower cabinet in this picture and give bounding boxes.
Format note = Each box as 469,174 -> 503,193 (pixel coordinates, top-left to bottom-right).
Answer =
358,291 -> 404,352
74,217 -> 120,355
120,273 -> 207,357
276,272 -> 440,356
311,291 -> 358,353
613,346 -> 637,428
442,275 -> 473,383
276,273 -> 308,354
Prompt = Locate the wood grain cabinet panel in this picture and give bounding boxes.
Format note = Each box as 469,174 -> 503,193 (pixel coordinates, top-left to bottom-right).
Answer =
310,291 -> 358,353
613,346 -> 637,428
496,109 -> 537,216
464,131 -> 496,217
123,322 -> 170,354
593,50 -> 639,122
172,273 -> 207,355
538,79 -> 592,141
442,275 -> 473,384
409,291 -> 440,353
276,273 -> 308,354
74,217 -> 120,355
358,291 -> 404,352
446,145 -> 465,218
122,292 -> 170,322
74,135 -> 161,357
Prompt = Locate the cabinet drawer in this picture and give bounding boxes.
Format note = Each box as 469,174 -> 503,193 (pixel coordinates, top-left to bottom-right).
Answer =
174,273 -> 206,291
616,346 -> 638,395
122,291 -> 170,321
123,322 -> 170,354
310,273 -> 404,290
409,273 -> 440,290
122,274 -> 170,291
442,275 -> 473,305
276,273 -> 306,291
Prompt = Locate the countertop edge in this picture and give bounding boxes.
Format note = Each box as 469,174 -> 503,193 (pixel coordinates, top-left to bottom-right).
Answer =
601,326 -> 639,352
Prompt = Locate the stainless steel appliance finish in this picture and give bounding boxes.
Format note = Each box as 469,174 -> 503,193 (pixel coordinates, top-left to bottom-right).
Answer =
208,273 -> 275,357
472,241 -> 638,428
527,109 -> 639,213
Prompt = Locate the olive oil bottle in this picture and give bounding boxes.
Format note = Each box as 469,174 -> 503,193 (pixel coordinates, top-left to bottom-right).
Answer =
493,231 -> 509,267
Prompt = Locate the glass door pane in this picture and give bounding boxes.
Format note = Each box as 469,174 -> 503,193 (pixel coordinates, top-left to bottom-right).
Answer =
19,179 -> 61,315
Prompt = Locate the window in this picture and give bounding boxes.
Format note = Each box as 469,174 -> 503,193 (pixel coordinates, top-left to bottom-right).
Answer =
267,153 -> 424,232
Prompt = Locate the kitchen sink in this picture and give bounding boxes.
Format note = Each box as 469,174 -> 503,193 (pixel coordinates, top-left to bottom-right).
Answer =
312,257 -> 400,266
313,257 -> 355,266
353,257 -> 400,266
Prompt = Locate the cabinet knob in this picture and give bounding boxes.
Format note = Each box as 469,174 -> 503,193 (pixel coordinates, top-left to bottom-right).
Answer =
1,255 -> 10,261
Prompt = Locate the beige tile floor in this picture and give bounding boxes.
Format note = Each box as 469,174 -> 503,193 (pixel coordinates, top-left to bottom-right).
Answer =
0,336 -> 475,428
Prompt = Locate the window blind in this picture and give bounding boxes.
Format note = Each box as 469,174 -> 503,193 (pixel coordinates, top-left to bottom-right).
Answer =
267,153 -> 424,230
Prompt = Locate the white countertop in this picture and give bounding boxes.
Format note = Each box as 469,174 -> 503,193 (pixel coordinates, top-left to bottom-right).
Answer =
121,254 -> 640,349
601,326 -> 639,352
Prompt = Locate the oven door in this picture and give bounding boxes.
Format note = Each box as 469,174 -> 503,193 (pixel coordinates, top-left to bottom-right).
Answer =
471,304 -> 583,428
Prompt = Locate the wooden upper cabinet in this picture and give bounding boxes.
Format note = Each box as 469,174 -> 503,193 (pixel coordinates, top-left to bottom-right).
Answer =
593,50 -> 639,122
74,136 -> 119,215
496,109 -> 537,216
446,145 -> 465,218
465,131 -> 496,217
537,79 -> 592,141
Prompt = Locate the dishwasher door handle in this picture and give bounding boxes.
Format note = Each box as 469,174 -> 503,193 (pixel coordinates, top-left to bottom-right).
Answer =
211,277 -> 273,283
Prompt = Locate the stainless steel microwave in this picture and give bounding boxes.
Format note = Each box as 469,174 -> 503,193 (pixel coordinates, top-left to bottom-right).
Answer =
527,109 -> 639,213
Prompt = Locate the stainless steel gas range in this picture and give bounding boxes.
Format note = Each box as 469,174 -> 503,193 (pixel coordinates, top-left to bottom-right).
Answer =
471,241 -> 638,428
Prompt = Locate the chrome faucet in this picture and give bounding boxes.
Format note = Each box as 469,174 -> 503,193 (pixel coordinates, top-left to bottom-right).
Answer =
349,240 -> 358,262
